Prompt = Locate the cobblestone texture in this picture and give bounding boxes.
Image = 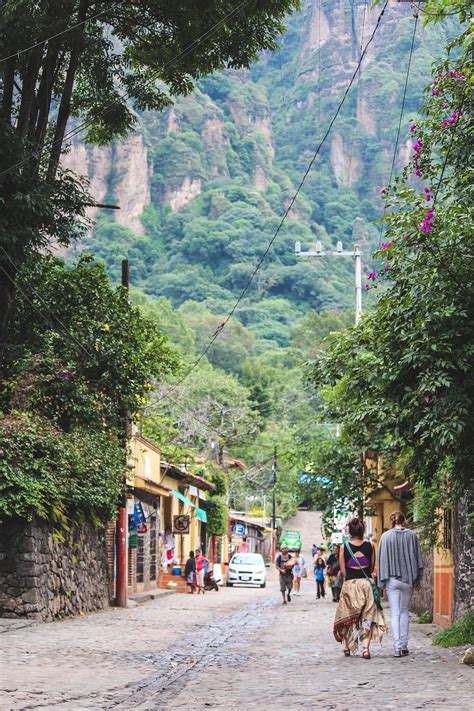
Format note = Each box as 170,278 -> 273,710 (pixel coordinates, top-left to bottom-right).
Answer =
0,511 -> 471,709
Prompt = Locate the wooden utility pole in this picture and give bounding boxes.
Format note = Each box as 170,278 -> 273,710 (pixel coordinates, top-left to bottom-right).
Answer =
115,259 -> 129,608
272,446 -> 277,531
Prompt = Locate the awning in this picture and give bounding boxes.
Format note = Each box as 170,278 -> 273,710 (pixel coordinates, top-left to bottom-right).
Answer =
171,489 -> 196,508
196,508 -> 207,523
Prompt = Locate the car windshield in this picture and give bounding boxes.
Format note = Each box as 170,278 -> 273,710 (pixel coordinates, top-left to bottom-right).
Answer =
231,554 -> 262,566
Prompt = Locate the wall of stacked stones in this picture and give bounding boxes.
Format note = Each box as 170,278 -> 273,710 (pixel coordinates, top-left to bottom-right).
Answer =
454,485 -> 474,619
410,545 -> 434,616
0,517 -> 110,621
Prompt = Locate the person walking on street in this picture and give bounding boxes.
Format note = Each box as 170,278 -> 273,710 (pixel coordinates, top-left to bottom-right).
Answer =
276,545 -> 294,604
195,549 -> 208,594
326,544 -> 343,602
184,551 -> 197,594
292,548 -> 307,595
237,536 -> 249,553
333,518 -> 386,659
378,511 -> 424,658
311,543 -> 318,558
314,556 -> 326,598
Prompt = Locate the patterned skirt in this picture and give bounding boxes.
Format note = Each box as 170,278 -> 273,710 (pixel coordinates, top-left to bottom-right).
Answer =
333,578 -> 386,652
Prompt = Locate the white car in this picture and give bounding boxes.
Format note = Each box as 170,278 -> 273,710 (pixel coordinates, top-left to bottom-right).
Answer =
226,553 -> 266,588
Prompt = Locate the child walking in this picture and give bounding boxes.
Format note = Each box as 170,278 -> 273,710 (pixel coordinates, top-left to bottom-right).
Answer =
314,556 -> 326,598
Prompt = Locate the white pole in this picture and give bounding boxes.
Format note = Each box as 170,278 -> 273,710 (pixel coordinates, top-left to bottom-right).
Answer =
354,243 -> 362,325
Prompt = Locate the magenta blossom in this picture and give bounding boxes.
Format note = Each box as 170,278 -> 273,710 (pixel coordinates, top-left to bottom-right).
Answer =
365,284 -> 370,290
419,207 -> 435,234
367,271 -> 377,280
409,123 -> 416,134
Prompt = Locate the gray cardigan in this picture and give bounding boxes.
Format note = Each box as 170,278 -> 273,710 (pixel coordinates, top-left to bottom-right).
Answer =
377,527 -> 424,588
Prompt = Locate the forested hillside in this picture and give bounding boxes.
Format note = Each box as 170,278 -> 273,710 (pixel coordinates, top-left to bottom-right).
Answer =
65,0 -> 456,339
59,0 -> 459,510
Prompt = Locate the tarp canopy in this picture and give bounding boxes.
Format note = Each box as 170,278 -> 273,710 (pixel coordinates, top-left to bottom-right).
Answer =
196,508 -> 207,523
171,489 -> 196,508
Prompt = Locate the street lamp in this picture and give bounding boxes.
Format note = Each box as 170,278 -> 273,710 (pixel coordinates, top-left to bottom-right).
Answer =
294,240 -> 362,324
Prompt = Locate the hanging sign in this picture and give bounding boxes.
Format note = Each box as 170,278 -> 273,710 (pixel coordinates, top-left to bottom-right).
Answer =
133,502 -> 146,526
173,514 -> 190,534
136,523 -> 148,535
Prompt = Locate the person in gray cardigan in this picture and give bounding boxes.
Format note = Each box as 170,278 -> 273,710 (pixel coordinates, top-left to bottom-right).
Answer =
377,511 -> 423,657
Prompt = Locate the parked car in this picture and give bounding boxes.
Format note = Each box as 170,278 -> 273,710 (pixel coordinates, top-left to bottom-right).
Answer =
279,530 -> 302,551
226,553 -> 266,588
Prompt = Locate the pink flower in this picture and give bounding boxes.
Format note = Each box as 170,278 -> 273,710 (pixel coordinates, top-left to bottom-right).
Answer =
365,284 -> 370,290
367,271 -> 377,280
409,123 -> 416,134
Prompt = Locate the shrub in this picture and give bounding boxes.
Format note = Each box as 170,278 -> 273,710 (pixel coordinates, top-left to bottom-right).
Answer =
432,613 -> 474,648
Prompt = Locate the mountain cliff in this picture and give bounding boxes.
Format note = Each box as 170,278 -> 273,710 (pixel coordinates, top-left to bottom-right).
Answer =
64,0 -> 456,343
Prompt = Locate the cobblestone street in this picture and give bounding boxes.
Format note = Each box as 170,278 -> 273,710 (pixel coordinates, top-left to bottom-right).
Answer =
1,571 -> 472,710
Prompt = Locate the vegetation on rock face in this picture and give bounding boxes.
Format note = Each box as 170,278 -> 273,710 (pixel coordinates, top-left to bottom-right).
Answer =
79,0 -> 460,334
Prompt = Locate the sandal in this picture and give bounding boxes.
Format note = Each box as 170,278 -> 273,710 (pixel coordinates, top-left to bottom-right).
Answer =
362,649 -> 371,660
343,648 -> 350,657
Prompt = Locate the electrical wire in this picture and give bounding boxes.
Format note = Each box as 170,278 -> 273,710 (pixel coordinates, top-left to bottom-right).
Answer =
386,10 -> 419,197
0,1 -> 126,64
151,0 -> 390,406
0,0 -> 250,179
347,0 -> 368,186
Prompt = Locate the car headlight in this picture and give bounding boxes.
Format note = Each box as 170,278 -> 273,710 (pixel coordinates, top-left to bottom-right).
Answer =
255,568 -> 264,574
228,567 -> 237,573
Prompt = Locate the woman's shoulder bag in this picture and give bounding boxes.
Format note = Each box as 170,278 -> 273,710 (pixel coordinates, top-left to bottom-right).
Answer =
345,541 -> 383,610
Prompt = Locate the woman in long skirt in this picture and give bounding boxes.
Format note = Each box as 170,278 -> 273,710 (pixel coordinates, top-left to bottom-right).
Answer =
333,518 -> 386,659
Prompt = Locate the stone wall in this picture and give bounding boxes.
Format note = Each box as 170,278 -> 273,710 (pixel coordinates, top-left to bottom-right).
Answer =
0,517 -> 110,621
453,485 -> 474,619
410,546 -> 434,616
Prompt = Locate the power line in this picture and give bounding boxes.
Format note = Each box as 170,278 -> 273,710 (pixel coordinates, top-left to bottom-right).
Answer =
0,0 -> 250,179
347,0 -> 368,185
386,10 -> 419,196
0,1 -> 126,64
151,0 -> 390,405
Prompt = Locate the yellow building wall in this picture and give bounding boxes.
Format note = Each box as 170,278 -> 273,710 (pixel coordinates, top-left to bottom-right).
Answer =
128,436 -> 161,489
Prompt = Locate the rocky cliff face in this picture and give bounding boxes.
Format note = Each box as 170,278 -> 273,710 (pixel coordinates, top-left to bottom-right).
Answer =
71,0 -> 454,311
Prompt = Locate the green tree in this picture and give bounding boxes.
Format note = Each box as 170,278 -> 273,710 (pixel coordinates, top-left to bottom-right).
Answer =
0,255 -> 178,522
0,0 -> 298,360
308,32 -> 473,544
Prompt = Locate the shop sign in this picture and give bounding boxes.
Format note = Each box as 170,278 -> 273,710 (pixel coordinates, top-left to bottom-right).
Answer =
129,534 -> 138,549
133,502 -> 146,527
173,514 -> 190,534
233,523 -> 246,536
136,523 -> 147,535
189,485 -> 198,497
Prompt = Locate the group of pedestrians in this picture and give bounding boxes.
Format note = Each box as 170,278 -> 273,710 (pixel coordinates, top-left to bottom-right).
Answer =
276,510 -> 424,659
184,548 -> 209,594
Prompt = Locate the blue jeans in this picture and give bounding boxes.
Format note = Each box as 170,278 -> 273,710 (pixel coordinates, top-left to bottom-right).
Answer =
386,577 -> 413,651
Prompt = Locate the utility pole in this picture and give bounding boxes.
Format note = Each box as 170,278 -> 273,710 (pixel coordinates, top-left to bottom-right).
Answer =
115,258 -> 129,608
272,446 -> 277,531
295,240 -> 363,325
